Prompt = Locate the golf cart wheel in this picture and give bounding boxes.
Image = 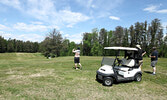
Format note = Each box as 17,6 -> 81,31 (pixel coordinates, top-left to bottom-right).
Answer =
135,74 -> 142,82
103,77 -> 113,86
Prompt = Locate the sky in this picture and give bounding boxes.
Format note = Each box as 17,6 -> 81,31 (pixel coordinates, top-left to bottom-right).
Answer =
0,0 -> 167,43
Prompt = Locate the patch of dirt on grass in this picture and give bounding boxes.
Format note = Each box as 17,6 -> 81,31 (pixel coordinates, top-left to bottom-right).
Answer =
29,73 -> 43,78
3,68 -> 56,85
29,69 -> 55,77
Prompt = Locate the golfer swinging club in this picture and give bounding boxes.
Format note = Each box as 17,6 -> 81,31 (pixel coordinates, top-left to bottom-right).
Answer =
72,47 -> 82,70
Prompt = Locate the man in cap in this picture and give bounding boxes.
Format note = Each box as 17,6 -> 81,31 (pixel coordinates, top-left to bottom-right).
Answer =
136,45 -> 146,69
150,47 -> 158,75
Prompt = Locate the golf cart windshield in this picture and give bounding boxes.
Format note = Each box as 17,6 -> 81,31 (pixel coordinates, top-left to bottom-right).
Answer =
103,47 -> 138,67
101,57 -> 115,66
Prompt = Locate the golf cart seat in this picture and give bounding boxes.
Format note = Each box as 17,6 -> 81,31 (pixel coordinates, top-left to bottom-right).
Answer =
121,58 -> 135,67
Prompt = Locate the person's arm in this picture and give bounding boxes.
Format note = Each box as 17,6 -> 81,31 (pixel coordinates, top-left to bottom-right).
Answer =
142,51 -> 146,56
72,49 -> 76,53
150,56 -> 155,58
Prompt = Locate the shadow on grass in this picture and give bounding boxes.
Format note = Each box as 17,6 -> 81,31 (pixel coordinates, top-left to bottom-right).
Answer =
72,67 -> 82,70
114,80 -> 133,85
144,71 -> 152,74
95,79 -> 103,84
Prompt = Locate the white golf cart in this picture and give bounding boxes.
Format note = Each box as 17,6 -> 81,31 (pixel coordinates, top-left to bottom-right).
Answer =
96,47 -> 142,86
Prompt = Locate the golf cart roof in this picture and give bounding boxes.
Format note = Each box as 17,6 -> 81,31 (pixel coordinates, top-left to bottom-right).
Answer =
104,47 -> 138,51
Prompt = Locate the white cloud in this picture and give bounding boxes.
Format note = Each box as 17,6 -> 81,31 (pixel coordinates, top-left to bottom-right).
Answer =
13,23 -> 47,32
64,34 -> 70,38
59,31 -> 64,34
26,0 -> 90,27
58,10 -> 90,27
0,0 -> 90,28
23,0 -> 90,28
0,31 -> 12,37
0,0 -> 22,10
156,9 -> 167,13
63,32 -> 83,43
0,24 -> 11,30
162,22 -> 167,27
0,31 -> 44,42
109,16 -> 120,20
26,0 -> 55,21
0,22 -> 60,36
143,5 -> 157,12
30,21 -> 43,25
76,0 -> 124,18
13,22 -> 59,32
16,33 -> 44,42
162,22 -> 167,31
143,4 -> 167,14
67,24 -> 74,28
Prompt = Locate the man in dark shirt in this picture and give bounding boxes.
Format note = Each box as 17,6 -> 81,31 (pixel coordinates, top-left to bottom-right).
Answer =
136,45 -> 146,69
150,47 -> 158,75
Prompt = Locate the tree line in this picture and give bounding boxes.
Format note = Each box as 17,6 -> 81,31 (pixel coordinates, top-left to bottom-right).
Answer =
82,19 -> 167,57
0,37 -> 39,53
0,18 -> 167,57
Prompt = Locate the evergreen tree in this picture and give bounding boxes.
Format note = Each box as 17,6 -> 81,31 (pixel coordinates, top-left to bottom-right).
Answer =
122,28 -> 129,47
129,25 -> 135,47
0,36 -> 7,53
113,26 -> 124,46
107,30 -> 113,46
150,18 -> 161,47
7,38 -> 15,52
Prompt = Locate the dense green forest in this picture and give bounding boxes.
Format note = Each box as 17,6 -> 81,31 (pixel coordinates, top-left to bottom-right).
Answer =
0,18 -> 167,57
0,37 -> 39,53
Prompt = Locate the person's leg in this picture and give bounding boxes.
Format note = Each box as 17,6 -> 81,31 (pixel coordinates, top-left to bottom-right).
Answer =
79,63 -> 82,66
77,57 -> 82,69
74,57 -> 78,69
151,61 -> 157,75
79,63 -> 82,69
139,60 -> 143,69
75,63 -> 78,69
151,61 -> 154,74
153,66 -> 156,74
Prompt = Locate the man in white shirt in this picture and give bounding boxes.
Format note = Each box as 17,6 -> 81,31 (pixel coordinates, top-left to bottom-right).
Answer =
72,47 -> 82,70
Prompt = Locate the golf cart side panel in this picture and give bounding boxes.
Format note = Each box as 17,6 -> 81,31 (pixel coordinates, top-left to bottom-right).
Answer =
116,76 -> 134,82
115,67 -> 141,78
97,70 -> 117,80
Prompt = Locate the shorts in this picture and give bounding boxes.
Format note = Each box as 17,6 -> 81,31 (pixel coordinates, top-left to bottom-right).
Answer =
74,57 -> 80,63
151,60 -> 157,67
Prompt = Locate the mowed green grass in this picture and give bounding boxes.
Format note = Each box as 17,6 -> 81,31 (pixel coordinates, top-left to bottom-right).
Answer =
0,53 -> 167,100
